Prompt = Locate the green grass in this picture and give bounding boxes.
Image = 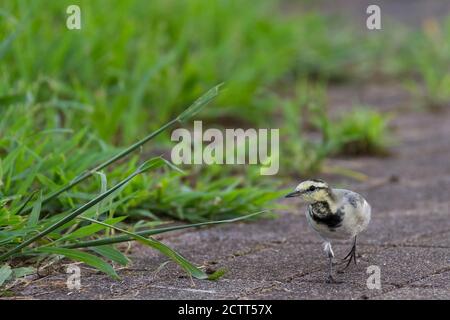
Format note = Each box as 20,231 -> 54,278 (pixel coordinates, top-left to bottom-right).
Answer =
277,80 -> 393,175
1,0 -> 299,142
278,82 -> 330,175
0,0 -> 402,142
329,108 -> 392,156
405,18 -> 450,110
1,0 -> 306,286
303,83 -> 392,157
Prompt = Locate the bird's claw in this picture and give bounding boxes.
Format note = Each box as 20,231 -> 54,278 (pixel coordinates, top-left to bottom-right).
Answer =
338,255 -> 356,273
338,240 -> 357,273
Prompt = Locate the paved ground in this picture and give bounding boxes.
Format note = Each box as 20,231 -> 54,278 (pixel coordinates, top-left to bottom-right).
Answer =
315,0 -> 450,27
8,81 -> 450,300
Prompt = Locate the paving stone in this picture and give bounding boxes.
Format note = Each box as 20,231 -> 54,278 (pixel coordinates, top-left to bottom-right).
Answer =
405,231 -> 450,248
223,244 -> 323,282
366,247 -> 449,287
361,205 -> 450,245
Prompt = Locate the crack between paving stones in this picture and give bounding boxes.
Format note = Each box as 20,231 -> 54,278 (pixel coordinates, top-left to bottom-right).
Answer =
365,266 -> 450,299
354,239 -> 450,299
234,263 -> 327,299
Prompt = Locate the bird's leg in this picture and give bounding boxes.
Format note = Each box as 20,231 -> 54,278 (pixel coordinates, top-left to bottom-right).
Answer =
326,256 -> 335,283
324,242 -> 340,283
338,236 -> 357,273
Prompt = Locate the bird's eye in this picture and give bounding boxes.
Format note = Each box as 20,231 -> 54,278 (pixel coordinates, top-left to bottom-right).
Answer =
309,186 -> 316,192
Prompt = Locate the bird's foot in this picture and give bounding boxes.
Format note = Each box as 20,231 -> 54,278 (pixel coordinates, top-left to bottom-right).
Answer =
338,247 -> 357,273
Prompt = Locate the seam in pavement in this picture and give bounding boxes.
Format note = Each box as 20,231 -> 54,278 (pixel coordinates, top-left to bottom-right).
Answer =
236,268 -> 324,299
359,228 -> 450,299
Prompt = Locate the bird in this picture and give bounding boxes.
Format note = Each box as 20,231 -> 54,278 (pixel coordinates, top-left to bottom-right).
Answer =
285,179 -> 371,283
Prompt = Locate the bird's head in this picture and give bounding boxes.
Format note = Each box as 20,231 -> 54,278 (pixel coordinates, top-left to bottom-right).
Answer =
285,179 -> 333,203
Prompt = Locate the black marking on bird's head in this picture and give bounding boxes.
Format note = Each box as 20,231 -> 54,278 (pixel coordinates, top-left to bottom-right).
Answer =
297,179 -> 329,191
310,178 -> 327,184
309,202 -> 344,229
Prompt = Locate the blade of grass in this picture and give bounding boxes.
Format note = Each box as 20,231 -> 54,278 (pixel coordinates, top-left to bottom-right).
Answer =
36,247 -> 119,279
26,191 -> 42,227
94,171 -> 108,218
55,216 -> 127,243
12,190 -> 39,215
90,245 -> 129,266
0,92 -> 27,107
63,210 -> 267,248
12,267 -> 35,278
178,83 -> 223,122
0,265 -> 12,287
77,216 -> 209,280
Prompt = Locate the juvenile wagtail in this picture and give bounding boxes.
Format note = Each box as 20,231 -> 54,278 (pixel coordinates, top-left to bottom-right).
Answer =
285,179 -> 371,283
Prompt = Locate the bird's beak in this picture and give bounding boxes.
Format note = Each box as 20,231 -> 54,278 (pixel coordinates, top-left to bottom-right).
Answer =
285,190 -> 302,198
